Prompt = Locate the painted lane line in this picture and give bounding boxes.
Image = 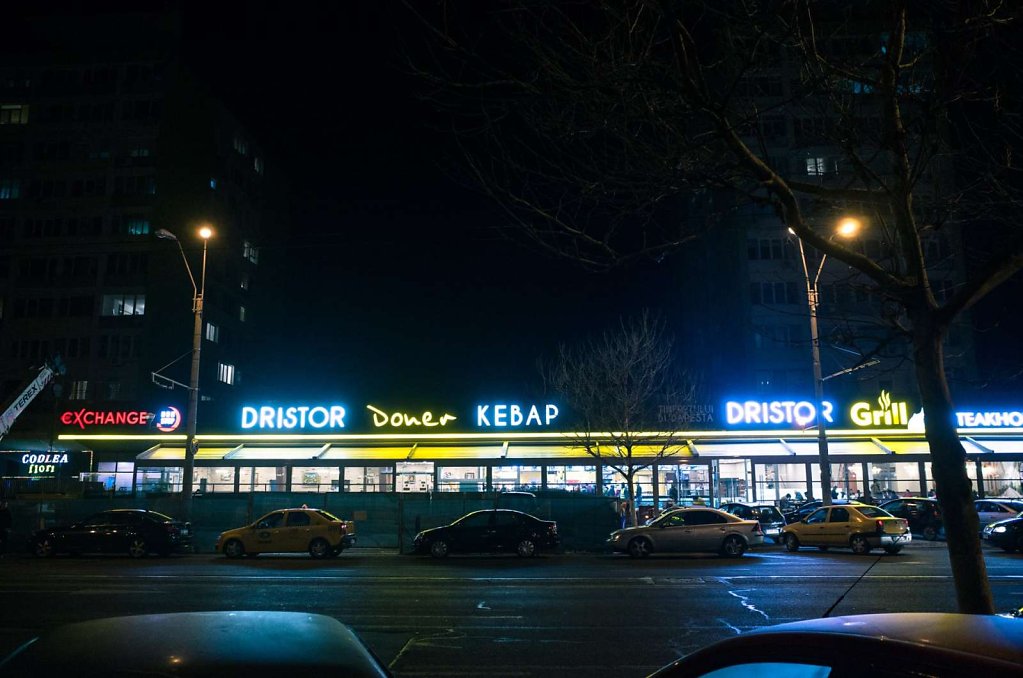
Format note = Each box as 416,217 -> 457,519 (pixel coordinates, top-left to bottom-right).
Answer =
727,589 -> 770,620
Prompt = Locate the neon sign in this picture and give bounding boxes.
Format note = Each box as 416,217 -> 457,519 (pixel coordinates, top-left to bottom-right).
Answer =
240,405 -> 346,430
955,410 -> 1023,428
155,407 -> 182,432
22,452 -> 69,475
367,405 -> 457,428
475,403 -> 559,427
725,400 -> 834,427
61,409 -> 153,429
850,391 -> 909,427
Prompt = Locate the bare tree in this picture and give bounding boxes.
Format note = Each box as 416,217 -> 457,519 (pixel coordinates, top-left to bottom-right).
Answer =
543,311 -> 696,527
410,1 -> 1023,612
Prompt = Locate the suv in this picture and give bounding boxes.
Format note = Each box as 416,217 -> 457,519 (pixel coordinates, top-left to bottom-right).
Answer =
879,498 -> 943,540
719,502 -> 786,542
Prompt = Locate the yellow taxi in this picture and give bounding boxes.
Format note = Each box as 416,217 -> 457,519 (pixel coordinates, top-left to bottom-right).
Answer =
781,502 -> 911,555
216,507 -> 356,559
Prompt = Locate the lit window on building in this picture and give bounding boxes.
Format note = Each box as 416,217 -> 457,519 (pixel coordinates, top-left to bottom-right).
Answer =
239,305 -> 247,322
101,293 -> 145,316
205,322 -> 219,343
129,146 -> 150,158
127,218 -> 150,235
0,104 -> 29,125
69,380 -> 88,400
218,362 -> 235,385
254,157 -> 264,175
209,177 -> 217,190
0,179 -> 20,200
243,240 -> 259,264
233,135 -> 248,155
240,272 -> 250,290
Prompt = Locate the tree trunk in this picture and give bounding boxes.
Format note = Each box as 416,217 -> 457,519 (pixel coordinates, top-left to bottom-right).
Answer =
626,469 -> 638,527
912,313 -> 994,614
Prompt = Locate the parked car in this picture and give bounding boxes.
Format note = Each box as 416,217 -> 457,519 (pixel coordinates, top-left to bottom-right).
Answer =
412,509 -> 559,558
782,503 -> 911,554
718,502 -> 786,542
31,508 -> 192,558
879,497 -> 944,540
975,499 -> 1023,530
608,507 -> 763,558
0,611 -> 391,677
983,511 -> 1023,552
783,498 -> 864,524
650,613 -> 1023,676
216,507 -> 356,559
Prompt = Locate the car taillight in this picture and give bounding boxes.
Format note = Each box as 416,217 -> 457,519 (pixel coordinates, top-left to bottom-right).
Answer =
876,520 -> 886,533
549,523 -> 558,535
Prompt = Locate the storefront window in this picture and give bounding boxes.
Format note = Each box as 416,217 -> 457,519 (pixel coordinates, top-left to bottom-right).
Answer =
136,466 -> 181,494
493,464 -> 542,492
545,465 -> 595,493
831,462 -> 863,501
291,466 -> 340,493
979,461 -> 1023,499
345,466 -> 394,492
716,459 -> 750,504
438,466 -> 485,492
871,462 -> 924,500
605,467 -> 655,504
91,461 -> 134,493
656,464 -> 710,505
397,462 -> 434,492
239,466 -> 288,492
194,467 -> 236,493
753,463 -> 808,507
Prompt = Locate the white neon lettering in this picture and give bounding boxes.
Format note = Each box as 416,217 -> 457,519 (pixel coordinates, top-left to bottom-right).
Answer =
545,404 -> 559,424
493,405 -> 508,426
477,405 -> 490,426
526,406 -> 541,426
241,407 -> 257,428
308,407 -> 328,428
330,406 -> 346,428
510,405 -> 523,426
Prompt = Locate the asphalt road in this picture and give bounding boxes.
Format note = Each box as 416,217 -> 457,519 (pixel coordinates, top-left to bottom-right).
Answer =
0,541 -> 1020,677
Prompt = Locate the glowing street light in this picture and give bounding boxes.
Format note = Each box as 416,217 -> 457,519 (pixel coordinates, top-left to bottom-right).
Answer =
793,217 -> 862,506
155,225 -> 213,520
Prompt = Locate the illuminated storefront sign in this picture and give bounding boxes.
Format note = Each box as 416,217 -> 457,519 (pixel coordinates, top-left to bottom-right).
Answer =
367,405 -> 457,428
21,452 -> 69,475
476,403 -> 559,427
955,410 -> 1023,428
725,400 -> 834,427
155,407 -> 182,432
61,409 -> 153,429
240,405 -> 346,430
850,391 -> 909,427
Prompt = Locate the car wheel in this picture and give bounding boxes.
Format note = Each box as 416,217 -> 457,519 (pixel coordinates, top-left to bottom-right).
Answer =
33,537 -> 56,558
223,539 -> 245,559
430,540 -> 449,558
850,535 -> 872,555
720,535 -> 746,558
922,525 -> 938,541
516,538 -> 537,558
308,538 -> 331,559
128,537 -> 148,559
884,546 -> 903,555
627,537 -> 652,558
784,533 -> 800,552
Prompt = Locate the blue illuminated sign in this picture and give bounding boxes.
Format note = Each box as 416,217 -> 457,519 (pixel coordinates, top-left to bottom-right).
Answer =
725,399 -> 834,428
955,410 -> 1023,428
240,405 -> 346,430
476,403 -> 559,427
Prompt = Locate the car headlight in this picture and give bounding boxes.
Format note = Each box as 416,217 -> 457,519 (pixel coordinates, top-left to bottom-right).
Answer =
993,526 -> 1007,533
611,533 -> 623,542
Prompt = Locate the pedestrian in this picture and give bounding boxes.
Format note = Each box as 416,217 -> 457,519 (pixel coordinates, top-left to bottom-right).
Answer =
0,500 -> 11,557
619,501 -> 629,529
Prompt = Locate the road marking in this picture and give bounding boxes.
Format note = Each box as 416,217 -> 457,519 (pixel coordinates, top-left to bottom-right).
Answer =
727,589 -> 770,620
477,601 -> 490,610
717,618 -> 742,635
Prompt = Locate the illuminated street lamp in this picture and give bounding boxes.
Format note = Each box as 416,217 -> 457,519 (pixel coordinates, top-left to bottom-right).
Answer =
791,217 -> 861,506
155,225 -> 213,520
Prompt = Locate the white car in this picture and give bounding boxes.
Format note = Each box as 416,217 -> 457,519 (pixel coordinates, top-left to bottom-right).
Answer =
975,499 -> 1023,530
608,507 -> 764,558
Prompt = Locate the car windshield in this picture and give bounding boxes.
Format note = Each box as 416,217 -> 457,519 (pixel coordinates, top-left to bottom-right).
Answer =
857,506 -> 892,518
315,510 -> 341,522
146,511 -> 174,522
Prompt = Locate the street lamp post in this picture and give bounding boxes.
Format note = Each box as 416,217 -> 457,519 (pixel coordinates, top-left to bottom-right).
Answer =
156,226 -> 212,521
792,217 -> 860,507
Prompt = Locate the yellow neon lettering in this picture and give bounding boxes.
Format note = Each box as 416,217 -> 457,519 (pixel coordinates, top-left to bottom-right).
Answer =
367,405 -> 457,428
850,402 -> 871,427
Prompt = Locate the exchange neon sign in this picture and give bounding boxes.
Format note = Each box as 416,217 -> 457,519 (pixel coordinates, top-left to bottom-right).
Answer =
725,400 -> 834,427
240,405 -> 346,430
61,409 -> 153,429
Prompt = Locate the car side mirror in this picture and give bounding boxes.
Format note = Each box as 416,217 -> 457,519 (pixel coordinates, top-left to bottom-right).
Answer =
801,518 -> 809,524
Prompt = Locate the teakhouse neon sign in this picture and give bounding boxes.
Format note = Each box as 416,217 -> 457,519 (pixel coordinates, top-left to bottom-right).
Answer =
240,405 -> 347,430
725,399 -> 834,428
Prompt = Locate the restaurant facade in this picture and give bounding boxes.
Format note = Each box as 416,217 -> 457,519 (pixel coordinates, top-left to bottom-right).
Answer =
4,392 -> 1023,507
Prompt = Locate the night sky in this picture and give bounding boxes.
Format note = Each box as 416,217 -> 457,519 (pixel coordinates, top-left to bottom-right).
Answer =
181,3 -> 684,406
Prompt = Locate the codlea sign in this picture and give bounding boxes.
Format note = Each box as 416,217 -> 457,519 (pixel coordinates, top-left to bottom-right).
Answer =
22,452 -> 70,475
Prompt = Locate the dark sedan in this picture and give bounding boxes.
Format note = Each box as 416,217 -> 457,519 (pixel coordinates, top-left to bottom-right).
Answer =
880,497 -> 944,540
983,512 -> 1023,552
31,508 -> 192,558
412,509 -> 558,558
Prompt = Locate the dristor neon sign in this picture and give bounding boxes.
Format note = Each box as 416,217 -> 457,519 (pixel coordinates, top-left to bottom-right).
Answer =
725,400 -> 834,427
240,405 -> 346,430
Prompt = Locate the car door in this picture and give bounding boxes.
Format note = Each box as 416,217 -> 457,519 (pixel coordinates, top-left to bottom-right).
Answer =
684,510 -> 730,550
283,510 -> 314,552
105,511 -> 142,553
450,511 -> 494,553
823,507 -> 852,546
66,512 -> 112,553
799,508 -> 829,546
491,510 -> 523,551
250,511 -> 287,553
975,501 -> 1004,528
653,511 -> 691,551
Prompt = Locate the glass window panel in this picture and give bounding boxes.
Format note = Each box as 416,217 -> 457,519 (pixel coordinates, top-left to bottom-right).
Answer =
292,466 -> 340,493
238,466 -> 287,492
397,461 -> 435,493
344,466 -> 394,492
438,466 -> 485,492
193,467 -> 235,493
